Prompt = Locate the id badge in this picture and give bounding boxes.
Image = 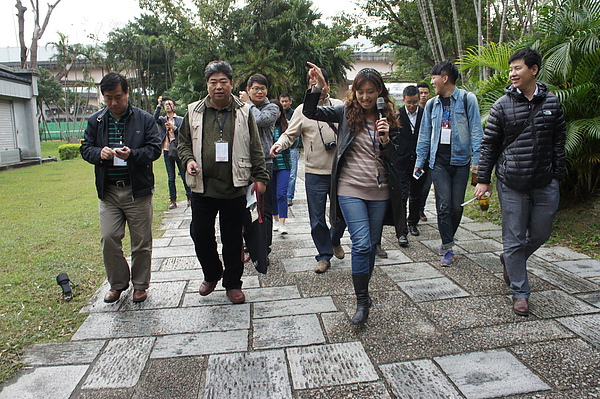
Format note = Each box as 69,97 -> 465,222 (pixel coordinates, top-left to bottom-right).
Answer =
215,141 -> 229,162
113,150 -> 127,166
441,127 -> 452,145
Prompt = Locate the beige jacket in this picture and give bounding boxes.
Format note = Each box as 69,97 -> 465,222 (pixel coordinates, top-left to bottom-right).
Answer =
275,96 -> 343,175
183,96 -> 256,193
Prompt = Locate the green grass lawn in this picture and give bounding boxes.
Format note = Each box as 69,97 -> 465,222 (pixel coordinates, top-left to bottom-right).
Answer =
0,144 -> 174,382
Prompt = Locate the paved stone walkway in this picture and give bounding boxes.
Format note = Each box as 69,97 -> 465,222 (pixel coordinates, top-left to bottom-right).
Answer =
2,157 -> 600,398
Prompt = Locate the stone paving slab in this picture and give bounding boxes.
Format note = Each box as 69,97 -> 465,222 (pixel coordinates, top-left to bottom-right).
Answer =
456,239 -> 504,253
529,290 -> 600,318
373,249 -> 413,265
182,285 -> 301,307
287,342 -> 378,389
153,237 -> 172,247
282,256 -> 352,272
82,337 -> 155,389
253,296 -> 337,318
421,239 -> 465,256
0,365 -> 89,399
253,314 -> 325,349
150,330 -> 248,358
150,269 -> 203,282
72,305 -> 250,340
464,252 -> 503,273
295,381 -> 391,398
454,228 -> 486,242
527,257 -> 600,294
380,359 -> 461,399
461,221 -> 503,232
473,229 -> 503,240
576,292 -> 600,308
397,277 -> 470,302
203,349 -> 292,399
152,245 -> 197,259
557,313 -> 600,349
435,349 -> 550,399
22,340 -> 105,366
119,281 -> 186,311
160,256 -> 201,271
534,246 -> 590,262
185,275 -> 260,293
169,236 -> 195,247
161,228 -> 191,237
379,262 -> 444,282
554,259 -> 600,278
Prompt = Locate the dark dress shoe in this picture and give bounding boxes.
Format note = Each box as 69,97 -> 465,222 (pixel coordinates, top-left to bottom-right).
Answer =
500,253 -> 510,287
226,289 -> 245,304
512,297 -> 529,317
376,244 -> 388,258
199,280 -> 219,296
104,289 -> 123,303
409,225 -> 420,236
420,212 -> 427,222
133,290 -> 147,303
398,234 -> 409,247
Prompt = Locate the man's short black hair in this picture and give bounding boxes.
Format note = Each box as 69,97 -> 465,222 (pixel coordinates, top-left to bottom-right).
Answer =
431,61 -> 459,85
403,85 -> 419,98
279,93 -> 292,100
100,72 -> 128,94
306,68 -> 329,86
204,61 -> 234,82
508,48 -> 542,71
416,82 -> 429,90
247,74 -> 269,89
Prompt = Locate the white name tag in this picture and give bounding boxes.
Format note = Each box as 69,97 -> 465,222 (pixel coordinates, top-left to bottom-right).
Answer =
215,141 -> 229,162
113,155 -> 127,166
441,128 -> 452,145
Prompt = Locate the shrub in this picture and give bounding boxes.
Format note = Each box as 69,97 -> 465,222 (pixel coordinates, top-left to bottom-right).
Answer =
58,144 -> 81,160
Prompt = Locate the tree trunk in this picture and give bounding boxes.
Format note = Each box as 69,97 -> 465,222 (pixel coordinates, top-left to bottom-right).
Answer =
25,0 -> 62,69
450,0 -> 464,61
15,0 -> 28,68
428,0 -> 445,61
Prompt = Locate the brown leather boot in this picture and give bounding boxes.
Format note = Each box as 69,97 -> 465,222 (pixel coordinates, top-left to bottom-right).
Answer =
512,297 -> 529,317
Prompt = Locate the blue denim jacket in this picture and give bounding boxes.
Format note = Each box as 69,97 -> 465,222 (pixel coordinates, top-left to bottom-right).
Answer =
415,87 -> 483,169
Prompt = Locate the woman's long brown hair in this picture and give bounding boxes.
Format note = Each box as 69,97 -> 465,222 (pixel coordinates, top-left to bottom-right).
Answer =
344,68 -> 399,134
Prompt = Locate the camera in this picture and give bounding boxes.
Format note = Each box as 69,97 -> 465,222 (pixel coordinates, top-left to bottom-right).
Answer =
324,141 -> 337,151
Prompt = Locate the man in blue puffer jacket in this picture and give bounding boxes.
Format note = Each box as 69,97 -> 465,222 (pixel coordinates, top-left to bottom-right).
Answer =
475,48 -> 566,317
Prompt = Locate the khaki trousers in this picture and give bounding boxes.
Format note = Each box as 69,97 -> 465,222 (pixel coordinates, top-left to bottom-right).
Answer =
99,185 -> 153,291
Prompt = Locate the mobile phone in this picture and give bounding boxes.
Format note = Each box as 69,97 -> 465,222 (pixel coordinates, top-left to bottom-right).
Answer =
413,169 -> 423,180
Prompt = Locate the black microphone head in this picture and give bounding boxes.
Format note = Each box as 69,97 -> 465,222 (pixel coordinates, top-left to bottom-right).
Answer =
376,97 -> 385,112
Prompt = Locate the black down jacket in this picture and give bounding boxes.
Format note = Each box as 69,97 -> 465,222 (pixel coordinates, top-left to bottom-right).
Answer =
477,82 -> 566,191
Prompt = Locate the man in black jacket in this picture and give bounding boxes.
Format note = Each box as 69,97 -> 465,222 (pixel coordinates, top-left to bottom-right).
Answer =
81,72 -> 162,304
475,49 -> 566,317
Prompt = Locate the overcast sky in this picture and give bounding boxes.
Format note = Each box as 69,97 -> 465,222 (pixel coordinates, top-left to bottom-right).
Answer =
1,0 -> 361,48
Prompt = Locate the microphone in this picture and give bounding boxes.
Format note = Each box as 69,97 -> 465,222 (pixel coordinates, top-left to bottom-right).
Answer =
376,97 -> 385,135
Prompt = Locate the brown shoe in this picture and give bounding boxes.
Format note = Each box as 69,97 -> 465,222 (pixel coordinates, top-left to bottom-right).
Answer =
226,289 -> 245,304
133,289 -> 147,303
500,253 -> 510,287
512,297 -> 529,317
104,289 -> 123,303
314,260 -> 331,273
420,211 -> 427,222
376,244 -> 388,258
199,280 -> 219,296
333,245 -> 345,259
168,198 -> 177,209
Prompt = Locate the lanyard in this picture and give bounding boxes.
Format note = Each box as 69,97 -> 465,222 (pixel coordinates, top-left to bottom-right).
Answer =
365,121 -> 377,155
213,109 -> 230,140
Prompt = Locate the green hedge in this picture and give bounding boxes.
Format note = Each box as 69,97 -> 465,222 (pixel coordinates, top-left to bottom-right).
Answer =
57,144 -> 81,160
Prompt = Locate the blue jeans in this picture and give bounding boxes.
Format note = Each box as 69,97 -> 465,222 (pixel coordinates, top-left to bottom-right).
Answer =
338,196 -> 388,274
287,148 -> 299,202
163,150 -> 191,199
431,163 -> 470,249
272,169 -> 291,218
305,173 -> 346,261
497,179 -> 559,298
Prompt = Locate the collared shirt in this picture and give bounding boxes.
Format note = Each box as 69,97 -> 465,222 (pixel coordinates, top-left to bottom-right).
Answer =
407,109 -> 418,133
106,106 -> 132,182
516,85 -> 540,101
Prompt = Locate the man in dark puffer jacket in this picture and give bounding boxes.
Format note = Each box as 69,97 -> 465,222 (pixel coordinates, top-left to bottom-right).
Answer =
475,48 -> 566,317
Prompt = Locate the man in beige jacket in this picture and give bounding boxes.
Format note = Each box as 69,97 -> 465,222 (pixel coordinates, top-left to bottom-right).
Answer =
270,68 -> 346,273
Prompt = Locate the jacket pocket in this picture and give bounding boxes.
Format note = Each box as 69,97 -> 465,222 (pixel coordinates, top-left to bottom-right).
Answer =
185,172 -> 198,188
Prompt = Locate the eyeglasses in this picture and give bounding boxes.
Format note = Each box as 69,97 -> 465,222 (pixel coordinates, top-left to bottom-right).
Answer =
250,86 -> 267,93
404,100 -> 419,105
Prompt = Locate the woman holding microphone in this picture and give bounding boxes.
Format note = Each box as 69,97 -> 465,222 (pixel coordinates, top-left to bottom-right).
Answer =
302,62 -> 398,325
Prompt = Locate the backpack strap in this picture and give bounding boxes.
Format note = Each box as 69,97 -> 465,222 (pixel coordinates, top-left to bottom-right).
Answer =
500,100 -> 544,153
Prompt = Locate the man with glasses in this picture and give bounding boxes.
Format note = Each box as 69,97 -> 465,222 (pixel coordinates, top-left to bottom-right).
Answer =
239,74 -> 279,254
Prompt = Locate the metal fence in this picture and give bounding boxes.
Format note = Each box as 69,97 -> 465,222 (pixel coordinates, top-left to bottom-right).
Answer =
39,122 -> 87,141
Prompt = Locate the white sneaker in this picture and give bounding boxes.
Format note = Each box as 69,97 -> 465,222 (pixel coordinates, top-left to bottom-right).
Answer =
273,224 -> 279,232
279,224 -> 288,235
